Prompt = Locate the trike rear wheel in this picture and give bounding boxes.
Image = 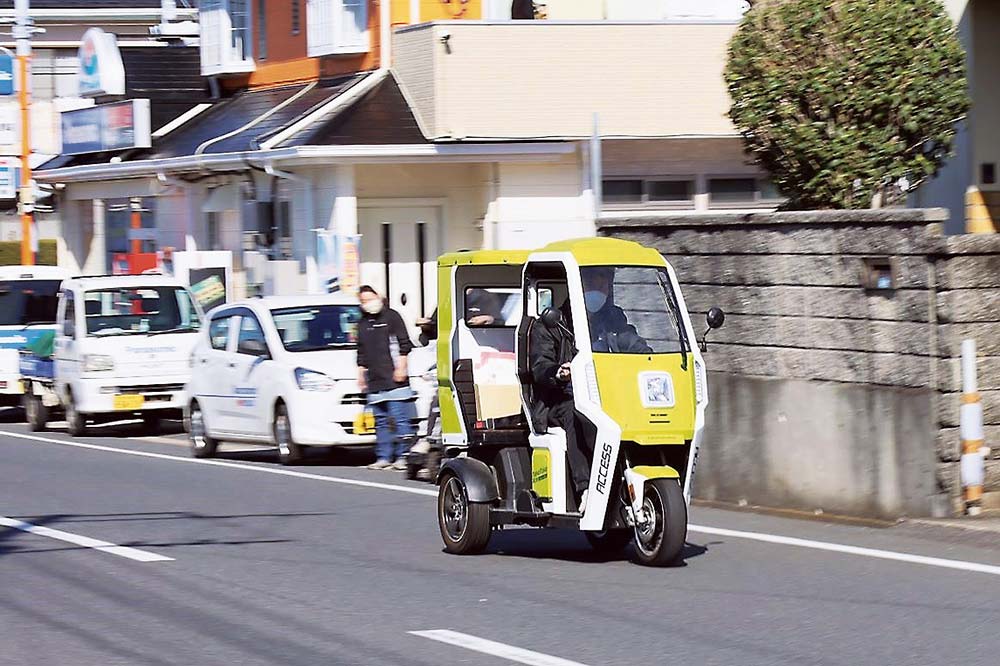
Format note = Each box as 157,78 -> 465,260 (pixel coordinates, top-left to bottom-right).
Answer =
437,474 -> 491,555
633,478 -> 687,567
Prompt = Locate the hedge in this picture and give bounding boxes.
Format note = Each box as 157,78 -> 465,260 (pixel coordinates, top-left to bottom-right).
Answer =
0,239 -> 58,266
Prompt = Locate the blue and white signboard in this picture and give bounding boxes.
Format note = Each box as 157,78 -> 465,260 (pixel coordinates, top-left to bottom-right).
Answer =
0,54 -> 14,97
0,158 -> 19,200
60,99 -> 152,155
78,28 -> 126,97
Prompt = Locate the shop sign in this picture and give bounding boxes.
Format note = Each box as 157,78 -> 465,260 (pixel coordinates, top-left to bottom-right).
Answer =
316,231 -> 362,296
0,54 -> 14,97
60,99 -> 151,155
0,105 -> 17,149
0,157 -> 18,200
78,28 -> 126,97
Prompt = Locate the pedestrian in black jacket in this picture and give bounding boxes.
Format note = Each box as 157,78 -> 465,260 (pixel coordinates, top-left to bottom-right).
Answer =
357,285 -> 416,471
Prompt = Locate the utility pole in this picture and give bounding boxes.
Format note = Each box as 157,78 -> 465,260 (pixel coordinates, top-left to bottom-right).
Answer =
14,0 -> 33,266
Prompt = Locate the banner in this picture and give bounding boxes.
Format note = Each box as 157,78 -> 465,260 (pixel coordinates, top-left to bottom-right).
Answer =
315,231 -> 361,296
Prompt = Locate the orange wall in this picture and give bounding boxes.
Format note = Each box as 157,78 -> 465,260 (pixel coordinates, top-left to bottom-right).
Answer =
418,0 -> 483,21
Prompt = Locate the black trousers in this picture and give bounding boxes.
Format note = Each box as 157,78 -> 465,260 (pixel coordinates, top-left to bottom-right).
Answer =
547,400 -> 594,494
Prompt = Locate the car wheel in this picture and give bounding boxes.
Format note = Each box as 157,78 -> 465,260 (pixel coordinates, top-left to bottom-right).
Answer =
188,401 -> 218,458
24,387 -> 48,432
437,473 -> 491,555
274,403 -> 303,465
632,478 -> 687,567
65,392 -> 87,437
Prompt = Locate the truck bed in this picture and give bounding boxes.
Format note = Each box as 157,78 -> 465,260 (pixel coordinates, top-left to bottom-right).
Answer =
19,353 -> 54,381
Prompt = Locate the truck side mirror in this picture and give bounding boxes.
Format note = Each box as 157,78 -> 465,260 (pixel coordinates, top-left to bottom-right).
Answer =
699,307 -> 725,353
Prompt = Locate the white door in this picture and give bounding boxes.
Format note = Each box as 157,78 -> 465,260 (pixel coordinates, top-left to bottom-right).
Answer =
195,312 -> 237,434
228,313 -> 271,437
358,206 -> 440,335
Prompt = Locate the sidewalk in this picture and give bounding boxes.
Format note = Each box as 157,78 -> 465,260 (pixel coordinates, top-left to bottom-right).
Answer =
906,512 -> 1000,535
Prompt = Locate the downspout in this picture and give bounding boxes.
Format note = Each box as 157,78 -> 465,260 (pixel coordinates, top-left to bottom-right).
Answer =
264,162 -> 318,293
380,0 -> 392,69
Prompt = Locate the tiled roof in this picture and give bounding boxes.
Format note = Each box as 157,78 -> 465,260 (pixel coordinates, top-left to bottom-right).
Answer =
281,74 -> 428,147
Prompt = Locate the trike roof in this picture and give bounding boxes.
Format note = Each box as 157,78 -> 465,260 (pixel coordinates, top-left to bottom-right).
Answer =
437,238 -> 664,270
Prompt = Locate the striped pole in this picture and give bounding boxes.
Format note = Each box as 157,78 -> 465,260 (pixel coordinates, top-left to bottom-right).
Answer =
960,339 -> 989,516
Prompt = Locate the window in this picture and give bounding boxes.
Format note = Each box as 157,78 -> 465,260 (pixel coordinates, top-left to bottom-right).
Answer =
708,177 -> 782,207
200,0 -> 255,76
206,212 -> 220,251
256,0 -> 267,60
0,280 -> 62,326
83,287 -> 201,337
602,178 -> 696,208
63,293 -> 76,338
292,0 -> 301,34
236,315 -> 268,354
581,266 -> 684,355
464,288 -> 522,328
272,305 -> 361,352
307,0 -> 369,56
209,315 -> 232,350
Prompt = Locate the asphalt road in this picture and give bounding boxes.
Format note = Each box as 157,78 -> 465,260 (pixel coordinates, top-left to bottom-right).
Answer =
2,411 -> 1000,666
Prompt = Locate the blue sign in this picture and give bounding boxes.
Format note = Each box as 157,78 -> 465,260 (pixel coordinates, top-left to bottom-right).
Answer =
0,328 -> 54,350
60,99 -> 152,156
0,54 -> 13,96
0,161 -> 19,200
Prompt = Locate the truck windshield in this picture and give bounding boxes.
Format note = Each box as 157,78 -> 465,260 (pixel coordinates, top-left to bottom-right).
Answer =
84,287 -> 201,337
271,305 -> 361,352
580,266 -> 685,355
0,280 -> 62,326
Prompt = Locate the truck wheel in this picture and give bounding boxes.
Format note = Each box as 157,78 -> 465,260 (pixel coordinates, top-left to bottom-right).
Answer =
65,393 -> 87,437
274,403 -> 303,465
437,473 -> 491,555
188,401 -> 218,459
632,478 -> 687,567
23,389 -> 48,432
585,529 -> 633,554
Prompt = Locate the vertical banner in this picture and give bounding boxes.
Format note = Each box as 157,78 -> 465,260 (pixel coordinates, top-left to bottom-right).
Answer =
315,230 -> 362,296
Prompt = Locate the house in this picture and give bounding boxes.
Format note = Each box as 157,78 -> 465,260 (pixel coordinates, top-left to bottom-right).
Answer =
37,0 -> 766,325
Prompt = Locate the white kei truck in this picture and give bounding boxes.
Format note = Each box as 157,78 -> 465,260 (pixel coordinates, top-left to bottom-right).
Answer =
20,274 -> 204,435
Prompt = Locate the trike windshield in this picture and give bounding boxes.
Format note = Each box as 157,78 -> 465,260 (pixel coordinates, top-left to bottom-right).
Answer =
580,266 -> 685,354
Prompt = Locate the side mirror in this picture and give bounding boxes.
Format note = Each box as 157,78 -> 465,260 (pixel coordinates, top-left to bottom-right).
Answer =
539,307 -> 563,329
238,338 -> 269,357
706,307 -> 726,330
699,307 -> 725,353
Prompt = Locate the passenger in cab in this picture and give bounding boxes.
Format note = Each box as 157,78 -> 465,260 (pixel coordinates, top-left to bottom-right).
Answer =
581,267 -> 652,354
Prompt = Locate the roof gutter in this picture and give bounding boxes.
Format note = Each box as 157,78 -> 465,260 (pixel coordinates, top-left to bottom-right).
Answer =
36,143 -> 578,184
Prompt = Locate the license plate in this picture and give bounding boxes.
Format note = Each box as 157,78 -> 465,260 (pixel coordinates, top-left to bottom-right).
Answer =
353,411 -> 375,435
113,394 -> 145,410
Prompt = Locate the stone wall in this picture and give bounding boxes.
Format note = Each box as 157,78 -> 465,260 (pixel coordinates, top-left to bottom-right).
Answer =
599,209 -> 1000,519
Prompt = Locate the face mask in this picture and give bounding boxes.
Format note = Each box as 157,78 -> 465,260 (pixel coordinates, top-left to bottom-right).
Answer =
584,290 -> 607,313
362,300 -> 383,315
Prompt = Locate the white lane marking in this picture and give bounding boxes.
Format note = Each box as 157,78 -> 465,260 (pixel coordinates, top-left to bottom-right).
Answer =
0,430 -> 437,497
0,515 -> 173,563
689,524 -> 1000,577
410,630 -> 588,666
7,429 -> 1000,578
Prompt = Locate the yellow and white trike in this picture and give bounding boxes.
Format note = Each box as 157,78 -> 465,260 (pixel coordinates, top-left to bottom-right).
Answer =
434,238 -> 723,566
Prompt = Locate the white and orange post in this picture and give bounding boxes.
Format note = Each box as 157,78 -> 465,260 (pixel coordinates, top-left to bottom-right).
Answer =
959,339 -> 990,516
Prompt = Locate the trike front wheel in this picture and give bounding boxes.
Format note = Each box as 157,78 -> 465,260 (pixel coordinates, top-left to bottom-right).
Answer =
633,478 -> 687,567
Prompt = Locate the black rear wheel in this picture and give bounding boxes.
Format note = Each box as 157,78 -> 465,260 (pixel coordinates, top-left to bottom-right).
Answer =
632,478 -> 687,567
24,388 -> 47,432
438,474 -> 491,555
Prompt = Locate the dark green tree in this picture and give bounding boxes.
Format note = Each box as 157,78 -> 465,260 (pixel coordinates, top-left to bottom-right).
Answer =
725,0 -> 970,209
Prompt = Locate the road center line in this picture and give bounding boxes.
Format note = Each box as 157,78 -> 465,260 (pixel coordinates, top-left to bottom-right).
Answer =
6,429 -> 1000,577
410,630 -> 588,666
0,516 -> 173,563
688,524 -> 1000,577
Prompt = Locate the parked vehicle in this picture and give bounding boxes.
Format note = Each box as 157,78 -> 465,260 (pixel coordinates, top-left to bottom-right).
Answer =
0,266 -> 68,410
21,275 -> 203,435
433,238 -> 724,566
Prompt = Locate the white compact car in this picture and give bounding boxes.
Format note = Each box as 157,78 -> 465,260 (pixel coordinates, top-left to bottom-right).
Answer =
186,294 -> 380,464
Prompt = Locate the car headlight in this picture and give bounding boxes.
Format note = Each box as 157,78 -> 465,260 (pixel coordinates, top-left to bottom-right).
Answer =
83,354 -> 115,372
294,367 -> 335,392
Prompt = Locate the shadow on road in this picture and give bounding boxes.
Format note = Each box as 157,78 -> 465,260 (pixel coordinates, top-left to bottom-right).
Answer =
0,406 -> 25,423
485,528 -> 709,565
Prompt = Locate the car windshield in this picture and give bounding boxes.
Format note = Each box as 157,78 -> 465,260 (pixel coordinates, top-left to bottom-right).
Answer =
0,280 -> 62,326
84,286 -> 201,337
272,304 -> 361,352
580,266 -> 685,354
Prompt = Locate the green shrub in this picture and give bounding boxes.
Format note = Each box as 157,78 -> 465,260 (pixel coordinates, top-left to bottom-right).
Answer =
0,239 -> 58,266
725,0 -> 970,209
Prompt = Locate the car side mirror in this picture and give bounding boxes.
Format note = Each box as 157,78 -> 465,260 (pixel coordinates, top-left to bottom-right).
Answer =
238,338 -> 269,357
699,307 -> 725,353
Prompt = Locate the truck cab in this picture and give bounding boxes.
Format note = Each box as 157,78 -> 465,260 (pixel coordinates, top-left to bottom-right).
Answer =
52,275 -> 204,434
